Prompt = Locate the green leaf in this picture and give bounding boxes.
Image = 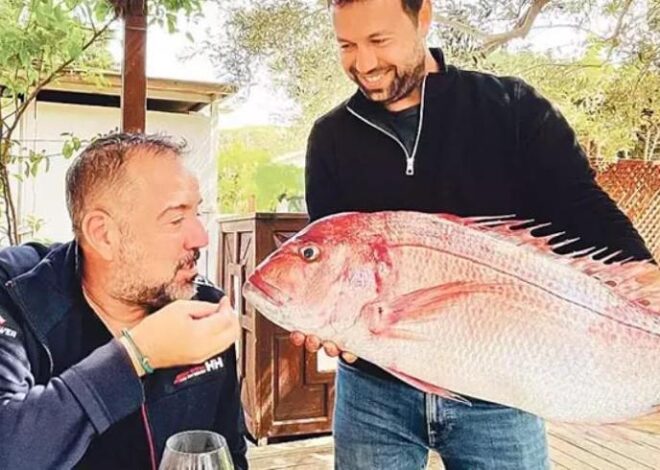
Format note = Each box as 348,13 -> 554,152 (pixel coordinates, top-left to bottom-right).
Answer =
67,41 -> 83,60
62,141 -> 74,159
94,1 -> 112,22
166,13 -> 177,33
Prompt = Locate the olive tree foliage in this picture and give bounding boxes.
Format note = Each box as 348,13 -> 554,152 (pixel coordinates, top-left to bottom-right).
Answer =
205,0 -> 659,160
0,0 -> 202,245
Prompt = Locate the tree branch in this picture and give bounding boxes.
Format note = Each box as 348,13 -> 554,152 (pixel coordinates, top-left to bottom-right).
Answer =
605,0 -> 635,60
607,0 -> 634,44
4,17 -> 116,145
434,15 -> 488,39
533,23 -> 604,39
0,15 -> 116,244
518,62 -> 605,75
482,0 -> 552,54
83,3 -> 98,34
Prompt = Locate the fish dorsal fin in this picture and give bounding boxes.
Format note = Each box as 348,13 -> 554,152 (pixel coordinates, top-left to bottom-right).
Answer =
440,214 -> 660,313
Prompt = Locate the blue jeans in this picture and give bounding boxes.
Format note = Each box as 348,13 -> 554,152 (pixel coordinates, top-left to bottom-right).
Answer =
334,361 -> 550,470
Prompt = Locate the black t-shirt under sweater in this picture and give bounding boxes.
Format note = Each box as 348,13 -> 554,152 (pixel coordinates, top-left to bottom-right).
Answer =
379,105 -> 421,156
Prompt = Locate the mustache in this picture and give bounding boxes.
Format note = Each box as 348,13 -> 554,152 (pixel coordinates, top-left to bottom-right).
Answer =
177,249 -> 200,270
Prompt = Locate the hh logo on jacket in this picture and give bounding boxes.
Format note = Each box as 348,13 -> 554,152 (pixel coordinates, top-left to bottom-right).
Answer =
173,355 -> 225,385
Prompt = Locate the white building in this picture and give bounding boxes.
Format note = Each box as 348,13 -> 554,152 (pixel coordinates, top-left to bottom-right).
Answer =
12,71 -> 235,281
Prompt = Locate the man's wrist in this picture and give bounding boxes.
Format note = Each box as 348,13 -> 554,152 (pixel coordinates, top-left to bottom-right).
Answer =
118,336 -> 147,378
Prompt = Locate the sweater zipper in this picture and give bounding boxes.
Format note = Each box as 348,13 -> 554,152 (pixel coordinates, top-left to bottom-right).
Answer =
346,76 -> 427,176
141,404 -> 158,470
4,280 -> 54,375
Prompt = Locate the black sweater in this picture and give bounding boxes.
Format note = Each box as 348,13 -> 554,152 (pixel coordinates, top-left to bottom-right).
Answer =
304,48 -> 653,379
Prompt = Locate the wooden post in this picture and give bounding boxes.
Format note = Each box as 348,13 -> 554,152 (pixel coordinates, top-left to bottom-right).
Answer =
121,0 -> 147,132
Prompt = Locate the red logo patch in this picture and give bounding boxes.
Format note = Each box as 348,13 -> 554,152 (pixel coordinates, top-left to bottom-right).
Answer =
173,356 -> 225,385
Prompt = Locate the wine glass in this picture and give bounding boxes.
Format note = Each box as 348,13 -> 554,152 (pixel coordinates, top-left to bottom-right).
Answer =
159,430 -> 234,470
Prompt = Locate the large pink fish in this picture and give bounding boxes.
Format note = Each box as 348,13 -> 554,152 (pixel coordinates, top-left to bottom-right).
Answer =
242,211 -> 660,427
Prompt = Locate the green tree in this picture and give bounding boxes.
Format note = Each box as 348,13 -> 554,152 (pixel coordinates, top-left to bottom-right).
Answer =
218,126 -> 304,214
0,0 -> 202,245
206,0 -> 659,160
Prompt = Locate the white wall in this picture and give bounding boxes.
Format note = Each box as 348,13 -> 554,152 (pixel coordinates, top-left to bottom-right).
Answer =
15,100 -> 219,282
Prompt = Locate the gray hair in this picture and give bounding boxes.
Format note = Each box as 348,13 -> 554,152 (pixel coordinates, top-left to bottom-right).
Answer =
65,132 -> 186,239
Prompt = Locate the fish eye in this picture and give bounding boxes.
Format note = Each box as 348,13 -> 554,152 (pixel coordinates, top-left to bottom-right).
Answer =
299,245 -> 320,262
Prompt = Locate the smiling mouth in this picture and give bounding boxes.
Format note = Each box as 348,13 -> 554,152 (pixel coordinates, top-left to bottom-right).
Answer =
357,68 -> 391,88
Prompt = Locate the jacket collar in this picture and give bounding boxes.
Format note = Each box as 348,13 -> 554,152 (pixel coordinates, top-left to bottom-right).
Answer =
346,47 -> 455,114
5,241 -> 82,341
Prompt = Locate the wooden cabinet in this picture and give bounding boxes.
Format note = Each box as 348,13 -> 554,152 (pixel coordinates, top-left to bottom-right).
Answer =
216,213 -> 336,445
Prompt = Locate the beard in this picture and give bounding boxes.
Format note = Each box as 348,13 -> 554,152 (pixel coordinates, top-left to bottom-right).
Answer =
109,232 -> 201,313
350,43 -> 426,106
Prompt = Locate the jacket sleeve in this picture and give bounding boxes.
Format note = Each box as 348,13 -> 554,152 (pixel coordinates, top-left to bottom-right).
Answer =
213,345 -> 248,470
305,118 -> 346,222
0,310 -> 144,469
515,80 -> 654,262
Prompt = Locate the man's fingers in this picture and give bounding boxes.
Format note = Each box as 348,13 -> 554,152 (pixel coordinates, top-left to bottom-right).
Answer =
341,352 -> 358,363
196,309 -> 236,334
291,335 -> 357,363
219,296 -> 231,309
290,331 -> 305,346
323,343 -> 357,363
216,296 -> 238,316
187,300 -> 223,319
304,335 -> 321,352
322,342 -> 340,357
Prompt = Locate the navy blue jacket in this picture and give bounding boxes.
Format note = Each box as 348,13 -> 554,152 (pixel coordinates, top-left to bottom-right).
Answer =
0,242 -> 248,469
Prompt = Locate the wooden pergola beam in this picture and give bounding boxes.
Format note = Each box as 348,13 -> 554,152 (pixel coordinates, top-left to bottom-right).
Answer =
112,0 -> 147,133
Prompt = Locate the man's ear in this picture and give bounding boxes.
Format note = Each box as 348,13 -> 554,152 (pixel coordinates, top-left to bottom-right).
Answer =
418,0 -> 432,36
81,209 -> 121,261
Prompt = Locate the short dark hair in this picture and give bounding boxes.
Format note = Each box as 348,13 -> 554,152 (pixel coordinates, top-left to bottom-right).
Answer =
65,132 -> 185,239
328,0 -> 423,21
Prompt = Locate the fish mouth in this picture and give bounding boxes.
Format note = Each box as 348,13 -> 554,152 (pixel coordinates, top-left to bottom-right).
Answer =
243,274 -> 287,308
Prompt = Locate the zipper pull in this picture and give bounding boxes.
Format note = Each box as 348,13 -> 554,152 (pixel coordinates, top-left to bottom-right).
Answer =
406,158 -> 415,176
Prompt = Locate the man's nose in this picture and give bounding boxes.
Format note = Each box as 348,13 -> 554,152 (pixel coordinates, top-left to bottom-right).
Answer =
186,215 -> 209,250
354,46 -> 378,74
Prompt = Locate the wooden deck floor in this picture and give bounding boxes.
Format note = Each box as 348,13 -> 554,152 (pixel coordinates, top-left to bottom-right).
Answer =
247,422 -> 660,469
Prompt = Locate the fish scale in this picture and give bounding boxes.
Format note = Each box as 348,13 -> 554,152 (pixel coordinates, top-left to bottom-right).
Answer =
243,211 -> 660,427
386,212 -> 656,334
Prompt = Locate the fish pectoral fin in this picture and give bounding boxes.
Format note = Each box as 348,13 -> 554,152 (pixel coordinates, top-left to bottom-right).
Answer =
364,281 -> 504,334
385,366 -> 470,405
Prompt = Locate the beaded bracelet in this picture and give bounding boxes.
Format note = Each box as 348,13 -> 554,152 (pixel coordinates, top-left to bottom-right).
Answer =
121,328 -> 154,375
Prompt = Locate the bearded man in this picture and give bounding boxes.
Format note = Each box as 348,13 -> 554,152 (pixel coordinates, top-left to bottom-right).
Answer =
0,133 -> 247,469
